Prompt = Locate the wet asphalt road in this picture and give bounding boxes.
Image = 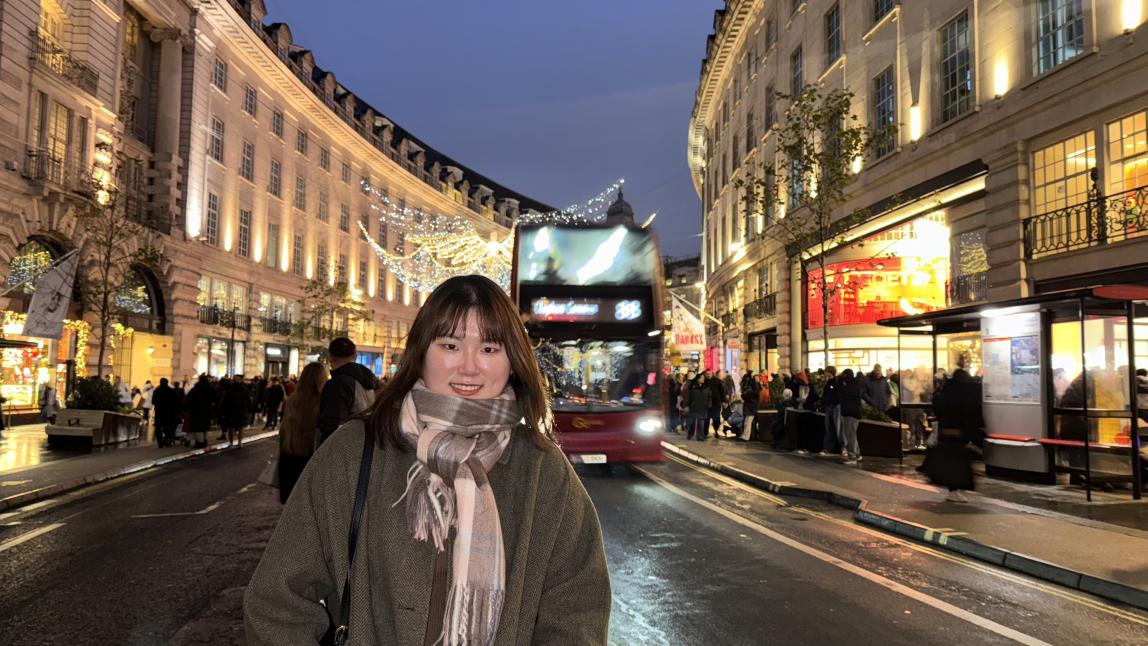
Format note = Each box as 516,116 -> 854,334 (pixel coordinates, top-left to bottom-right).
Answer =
2,440 -> 1148,645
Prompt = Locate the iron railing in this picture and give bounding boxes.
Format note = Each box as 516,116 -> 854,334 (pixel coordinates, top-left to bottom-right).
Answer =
22,149 -> 92,193
30,31 -> 99,95
947,271 -> 987,305
743,293 -> 778,320
1023,178 -> 1148,259
260,316 -> 293,335
197,305 -> 251,331
310,324 -> 349,340
122,194 -> 172,235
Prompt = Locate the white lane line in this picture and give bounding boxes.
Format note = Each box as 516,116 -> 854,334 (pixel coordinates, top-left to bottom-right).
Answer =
0,522 -> 65,553
637,467 -> 1052,646
131,500 -> 222,519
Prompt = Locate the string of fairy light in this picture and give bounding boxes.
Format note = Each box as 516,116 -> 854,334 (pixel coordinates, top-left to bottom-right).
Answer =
359,179 -> 626,292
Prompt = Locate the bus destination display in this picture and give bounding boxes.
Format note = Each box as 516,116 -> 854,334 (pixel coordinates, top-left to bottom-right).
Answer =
530,297 -> 645,323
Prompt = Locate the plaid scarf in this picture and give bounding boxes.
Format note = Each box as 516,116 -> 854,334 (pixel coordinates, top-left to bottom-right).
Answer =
397,380 -> 519,646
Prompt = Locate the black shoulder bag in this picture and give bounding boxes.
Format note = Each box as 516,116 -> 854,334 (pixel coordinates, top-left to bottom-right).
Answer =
322,422 -> 375,646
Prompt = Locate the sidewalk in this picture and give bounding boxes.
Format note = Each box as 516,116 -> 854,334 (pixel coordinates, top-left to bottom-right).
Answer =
664,434 -> 1148,610
0,423 -> 277,511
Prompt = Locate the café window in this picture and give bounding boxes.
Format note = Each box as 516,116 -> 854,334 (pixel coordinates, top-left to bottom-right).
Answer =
1033,130 -> 1095,214
1106,109 -> 1148,195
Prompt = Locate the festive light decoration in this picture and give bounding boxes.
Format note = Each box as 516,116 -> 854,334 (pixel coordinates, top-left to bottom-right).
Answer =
1,311 -> 93,377
359,179 -> 627,293
5,248 -> 54,294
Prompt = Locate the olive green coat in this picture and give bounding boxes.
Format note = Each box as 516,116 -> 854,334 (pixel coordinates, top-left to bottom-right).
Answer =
244,421 -> 611,645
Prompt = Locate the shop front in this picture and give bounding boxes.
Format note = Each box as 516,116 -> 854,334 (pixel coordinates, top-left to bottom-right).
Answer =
194,336 -> 245,378
264,343 -> 290,377
356,348 -> 396,378
880,286 -> 1148,500
0,313 -> 84,423
804,213 -> 951,372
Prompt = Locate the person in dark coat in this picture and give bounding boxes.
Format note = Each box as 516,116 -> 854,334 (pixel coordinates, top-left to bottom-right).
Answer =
151,378 -> 180,447
923,354 -> 981,502
263,377 -> 286,430
837,369 -> 863,464
739,370 -> 761,441
668,372 -> 683,433
685,374 -> 712,441
219,375 -> 251,444
185,375 -> 218,448
820,367 -> 841,456
861,364 -> 893,414
705,369 -> 727,438
316,338 -> 380,445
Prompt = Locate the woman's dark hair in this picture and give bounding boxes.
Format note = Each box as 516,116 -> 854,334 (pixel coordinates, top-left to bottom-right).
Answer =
367,274 -> 555,451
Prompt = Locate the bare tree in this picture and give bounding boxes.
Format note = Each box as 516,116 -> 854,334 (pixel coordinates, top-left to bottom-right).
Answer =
293,278 -> 372,345
75,161 -> 166,378
739,85 -> 895,369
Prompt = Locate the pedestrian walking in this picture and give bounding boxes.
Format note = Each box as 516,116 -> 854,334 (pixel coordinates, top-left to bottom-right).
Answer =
838,369 -> 863,464
185,375 -> 218,448
151,378 -> 180,447
706,369 -> 727,438
276,362 -> 329,504
219,375 -> 251,445
739,370 -> 761,441
819,366 -> 841,456
923,354 -> 981,502
37,383 -> 59,424
140,380 -> 154,425
114,376 -> 132,409
668,372 -> 683,433
263,377 -> 286,429
244,274 -> 610,646
685,373 -> 712,440
316,337 -> 380,445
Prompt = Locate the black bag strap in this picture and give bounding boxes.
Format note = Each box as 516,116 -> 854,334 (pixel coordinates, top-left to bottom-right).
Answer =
333,421 -> 375,646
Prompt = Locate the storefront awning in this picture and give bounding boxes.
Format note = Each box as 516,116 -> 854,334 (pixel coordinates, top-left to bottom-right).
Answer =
0,338 -> 38,349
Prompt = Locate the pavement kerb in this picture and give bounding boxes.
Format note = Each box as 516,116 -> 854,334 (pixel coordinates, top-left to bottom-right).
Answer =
0,431 -> 277,512
661,439 -> 1148,612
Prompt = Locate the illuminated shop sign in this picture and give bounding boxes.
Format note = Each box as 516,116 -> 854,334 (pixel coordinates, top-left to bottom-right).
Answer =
806,215 -> 951,329
530,297 -> 645,323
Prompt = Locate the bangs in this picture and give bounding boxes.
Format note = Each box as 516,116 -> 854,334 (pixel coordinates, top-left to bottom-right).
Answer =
426,297 -> 510,346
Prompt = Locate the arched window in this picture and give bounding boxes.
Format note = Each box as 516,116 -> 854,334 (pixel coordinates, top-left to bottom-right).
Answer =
117,266 -> 166,334
5,240 -> 55,294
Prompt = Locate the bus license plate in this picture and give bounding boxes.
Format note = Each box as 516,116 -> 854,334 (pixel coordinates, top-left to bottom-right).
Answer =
574,454 -> 607,464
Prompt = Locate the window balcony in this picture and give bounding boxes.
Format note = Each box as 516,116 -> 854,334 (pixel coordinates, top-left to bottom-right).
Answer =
743,293 -> 778,320
260,316 -> 293,336
22,148 -> 93,195
30,31 -> 99,96
197,305 -> 251,331
122,193 -> 172,235
1023,182 -> 1148,259
947,271 -> 987,306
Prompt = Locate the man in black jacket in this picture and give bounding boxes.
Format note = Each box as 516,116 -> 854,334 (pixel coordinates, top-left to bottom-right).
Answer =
317,337 -> 379,445
705,369 -> 727,438
819,367 -> 841,456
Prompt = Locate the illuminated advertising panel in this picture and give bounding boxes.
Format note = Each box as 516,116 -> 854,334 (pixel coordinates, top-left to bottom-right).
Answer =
806,214 -> 950,329
517,225 -> 657,286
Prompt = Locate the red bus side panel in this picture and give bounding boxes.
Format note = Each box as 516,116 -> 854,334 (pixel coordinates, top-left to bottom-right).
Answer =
553,409 -> 664,463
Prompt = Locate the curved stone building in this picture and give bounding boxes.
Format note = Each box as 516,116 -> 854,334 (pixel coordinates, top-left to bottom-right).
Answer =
0,0 -> 550,417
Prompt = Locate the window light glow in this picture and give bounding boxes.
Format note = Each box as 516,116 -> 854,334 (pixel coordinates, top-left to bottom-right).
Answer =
908,104 -> 922,142
1123,0 -> 1142,32
851,156 -> 863,174
993,56 -> 1009,97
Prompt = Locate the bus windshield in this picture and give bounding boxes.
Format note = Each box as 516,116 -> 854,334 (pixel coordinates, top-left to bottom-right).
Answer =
536,339 -> 661,412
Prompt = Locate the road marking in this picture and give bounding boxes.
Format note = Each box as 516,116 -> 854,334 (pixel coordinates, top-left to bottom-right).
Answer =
637,466 -> 1052,646
661,455 -> 1148,626
0,522 -> 64,553
238,483 -> 256,494
132,501 -> 222,519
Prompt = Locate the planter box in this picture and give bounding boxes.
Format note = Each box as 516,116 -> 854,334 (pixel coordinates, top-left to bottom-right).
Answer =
782,409 -> 906,458
47,409 -> 143,448
857,418 -> 904,458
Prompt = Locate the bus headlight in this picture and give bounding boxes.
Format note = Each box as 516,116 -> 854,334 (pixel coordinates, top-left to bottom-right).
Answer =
636,418 -> 663,435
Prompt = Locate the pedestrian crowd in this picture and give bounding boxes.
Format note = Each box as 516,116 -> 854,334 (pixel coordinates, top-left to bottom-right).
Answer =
668,358 -> 984,502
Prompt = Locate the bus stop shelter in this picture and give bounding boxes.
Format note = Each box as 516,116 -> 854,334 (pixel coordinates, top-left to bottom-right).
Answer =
878,285 -> 1148,501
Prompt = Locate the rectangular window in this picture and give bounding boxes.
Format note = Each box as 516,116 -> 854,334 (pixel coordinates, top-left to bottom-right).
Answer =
238,209 -> 251,258
292,234 -> 303,275
266,223 -> 279,268
360,175 -> 372,194
732,133 -> 739,164
766,17 -> 777,49
872,67 -> 896,158
874,0 -> 894,24
395,231 -> 405,254
271,109 -> 284,138
294,175 -> 306,210
212,58 -> 228,92
339,203 -> 350,232
209,118 -> 224,162
240,140 -> 255,181
790,46 -> 804,97
1107,110 -> 1148,195
337,254 -> 348,283
378,266 -> 387,298
205,192 -> 220,246
378,221 -> 388,248
1032,131 -> 1095,214
319,147 -> 330,170
296,129 -> 308,155
938,12 -> 973,123
1034,0 -> 1085,75
317,243 -> 328,279
765,85 -> 776,128
358,260 -> 368,287
746,111 -> 755,150
341,162 -> 351,184
268,159 -> 281,197
318,191 -> 329,222
825,3 -> 841,68
360,212 -> 371,238
243,85 -> 257,116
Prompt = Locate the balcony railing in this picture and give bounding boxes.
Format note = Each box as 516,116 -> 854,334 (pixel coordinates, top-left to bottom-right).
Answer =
30,31 -> 99,95
260,316 -> 293,336
310,324 -> 349,340
197,305 -> 251,331
1023,179 -> 1148,259
22,148 -> 94,194
947,271 -> 987,306
721,311 -> 735,329
743,293 -> 778,320
122,194 -> 172,235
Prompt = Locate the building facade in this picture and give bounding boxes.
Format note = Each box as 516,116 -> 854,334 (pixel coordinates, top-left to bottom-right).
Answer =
0,0 -> 548,416
690,0 -> 1148,378
662,254 -> 703,371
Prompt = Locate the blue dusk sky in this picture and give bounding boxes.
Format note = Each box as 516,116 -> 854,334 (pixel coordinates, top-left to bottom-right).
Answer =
262,0 -> 723,257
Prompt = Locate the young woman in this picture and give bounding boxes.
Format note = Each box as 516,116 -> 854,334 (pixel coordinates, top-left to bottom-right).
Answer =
245,275 -> 611,645
276,362 -> 329,504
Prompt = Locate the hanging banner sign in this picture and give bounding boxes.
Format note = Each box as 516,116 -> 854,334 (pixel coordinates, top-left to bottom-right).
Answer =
22,253 -> 79,340
671,299 -> 706,352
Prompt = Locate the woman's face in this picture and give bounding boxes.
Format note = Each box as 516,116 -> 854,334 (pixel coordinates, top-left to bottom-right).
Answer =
423,309 -> 512,399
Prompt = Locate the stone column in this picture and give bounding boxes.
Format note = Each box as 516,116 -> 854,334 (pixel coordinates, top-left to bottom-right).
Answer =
152,29 -> 184,157
984,142 -> 1031,302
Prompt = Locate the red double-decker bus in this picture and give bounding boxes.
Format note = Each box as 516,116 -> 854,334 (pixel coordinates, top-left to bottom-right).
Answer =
511,222 -> 665,464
